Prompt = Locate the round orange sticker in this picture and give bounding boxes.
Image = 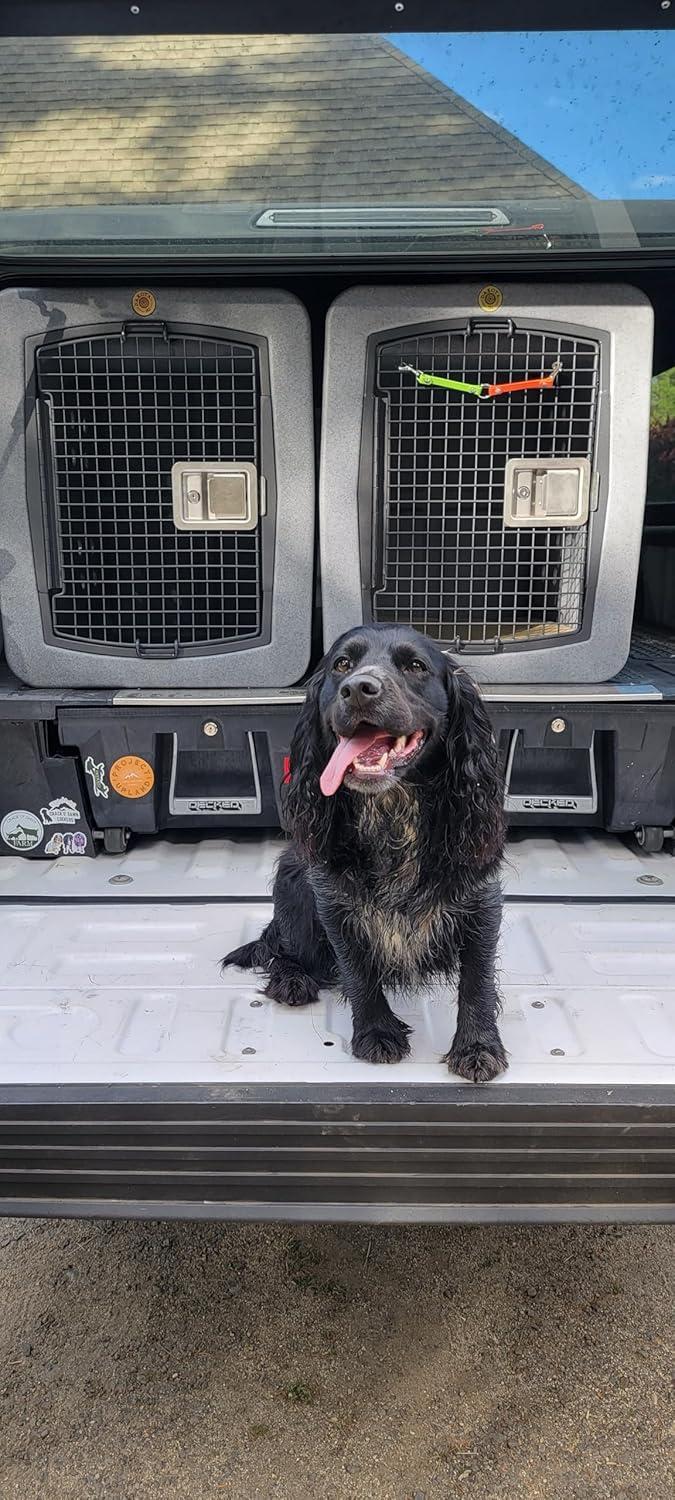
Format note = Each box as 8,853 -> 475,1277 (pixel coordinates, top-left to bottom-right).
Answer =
109,756 -> 155,799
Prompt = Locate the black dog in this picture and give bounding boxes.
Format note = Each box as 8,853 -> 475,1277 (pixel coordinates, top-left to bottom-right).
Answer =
223,624 -> 508,1083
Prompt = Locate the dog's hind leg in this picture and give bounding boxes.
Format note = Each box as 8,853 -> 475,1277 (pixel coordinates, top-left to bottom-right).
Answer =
263,863 -> 335,1007
267,848 -> 338,1002
221,922 -> 277,974
264,956 -> 321,1009
222,923 -> 321,1007
222,847 -> 336,1008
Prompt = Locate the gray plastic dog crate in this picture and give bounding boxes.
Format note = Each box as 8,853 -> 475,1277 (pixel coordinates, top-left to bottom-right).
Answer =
0,287 -> 314,687
321,284 -> 653,682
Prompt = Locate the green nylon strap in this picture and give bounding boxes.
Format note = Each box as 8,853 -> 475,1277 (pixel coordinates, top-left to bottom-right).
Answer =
399,363 -> 484,397
416,371 -> 484,396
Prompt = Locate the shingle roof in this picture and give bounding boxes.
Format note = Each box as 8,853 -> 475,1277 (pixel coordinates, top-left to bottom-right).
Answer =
0,33 -> 586,208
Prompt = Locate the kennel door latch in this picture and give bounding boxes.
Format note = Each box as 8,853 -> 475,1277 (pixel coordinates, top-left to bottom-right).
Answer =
171,462 -> 259,531
503,457 -> 591,528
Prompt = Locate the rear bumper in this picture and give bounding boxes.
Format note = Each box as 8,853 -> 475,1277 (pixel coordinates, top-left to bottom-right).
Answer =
1,1083 -> 673,1224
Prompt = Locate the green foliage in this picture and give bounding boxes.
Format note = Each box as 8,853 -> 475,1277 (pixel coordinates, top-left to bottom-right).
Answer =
647,418 -> 675,502
651,367 -> 675,427
285,1380 -> 314,1404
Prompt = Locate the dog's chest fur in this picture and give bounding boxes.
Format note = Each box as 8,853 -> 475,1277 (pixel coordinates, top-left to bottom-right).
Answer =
337,791 -> 453,982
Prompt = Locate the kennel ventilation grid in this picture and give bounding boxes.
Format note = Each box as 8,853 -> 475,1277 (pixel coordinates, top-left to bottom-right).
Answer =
0,288 -> 314,687
321,285 -> 653,682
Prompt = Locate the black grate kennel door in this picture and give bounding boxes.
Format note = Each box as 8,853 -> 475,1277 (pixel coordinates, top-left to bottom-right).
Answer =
35,327 -> 263,653
373,325 -> 600,648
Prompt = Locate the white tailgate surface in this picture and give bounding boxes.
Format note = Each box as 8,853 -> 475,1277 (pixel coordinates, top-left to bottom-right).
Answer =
1,899 -> 674,1086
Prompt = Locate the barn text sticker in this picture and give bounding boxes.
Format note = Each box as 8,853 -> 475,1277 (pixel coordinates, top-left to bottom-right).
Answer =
1,810 -> 44,852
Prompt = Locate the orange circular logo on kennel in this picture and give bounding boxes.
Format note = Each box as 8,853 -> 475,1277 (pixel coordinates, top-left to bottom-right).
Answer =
109,756 -> 155,799
131,289 -> 156,317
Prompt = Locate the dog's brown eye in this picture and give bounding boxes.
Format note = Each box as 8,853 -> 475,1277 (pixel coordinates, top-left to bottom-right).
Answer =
408,658 -> 429,674
333,655 -> 351,674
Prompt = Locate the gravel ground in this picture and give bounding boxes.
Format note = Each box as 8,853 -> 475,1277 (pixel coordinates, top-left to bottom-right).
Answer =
0,1218 -> 672,1499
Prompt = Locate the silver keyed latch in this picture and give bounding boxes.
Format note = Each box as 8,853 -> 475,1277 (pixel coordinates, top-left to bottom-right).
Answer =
171,462 -> 260,531
503,457 -> 591,528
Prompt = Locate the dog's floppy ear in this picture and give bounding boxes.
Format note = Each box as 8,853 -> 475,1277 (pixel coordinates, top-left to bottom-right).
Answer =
283,662 -> 336,858
442,660 -> 505,870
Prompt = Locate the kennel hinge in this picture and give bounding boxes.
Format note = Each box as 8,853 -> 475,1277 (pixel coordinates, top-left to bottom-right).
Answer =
121,319 -> 169,342
455,638 -> 504,656
135,639 -> 181,660
465,317 -> 516,338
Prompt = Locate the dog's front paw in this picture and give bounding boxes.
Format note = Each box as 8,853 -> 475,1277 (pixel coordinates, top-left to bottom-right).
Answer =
352,1018 -> 412,1065
444,1036 -> 508,1084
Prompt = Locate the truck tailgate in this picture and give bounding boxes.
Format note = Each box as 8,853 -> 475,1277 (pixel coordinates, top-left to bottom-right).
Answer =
0,834 -> 673,1222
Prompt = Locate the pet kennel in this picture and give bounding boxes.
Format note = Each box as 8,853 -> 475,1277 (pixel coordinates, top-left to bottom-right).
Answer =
320,284 -> 654,682
0,287 -> 314,688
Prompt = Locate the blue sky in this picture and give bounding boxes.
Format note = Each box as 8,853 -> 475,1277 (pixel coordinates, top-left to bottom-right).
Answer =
389,31 -> 675,199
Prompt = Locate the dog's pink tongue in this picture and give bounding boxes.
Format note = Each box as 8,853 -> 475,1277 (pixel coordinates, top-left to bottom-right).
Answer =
319,729 -> 389,797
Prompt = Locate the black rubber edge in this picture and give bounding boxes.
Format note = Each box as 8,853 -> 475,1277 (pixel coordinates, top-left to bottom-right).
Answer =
3,1 -> 670,37
0,1084 -> 672,1224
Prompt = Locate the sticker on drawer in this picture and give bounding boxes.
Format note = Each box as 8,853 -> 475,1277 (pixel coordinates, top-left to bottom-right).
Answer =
1,810 -> 44,852
44,831 -> 87,856
85,757 -> 109,799
109,756 -> 155,799
40,797 -> 81,826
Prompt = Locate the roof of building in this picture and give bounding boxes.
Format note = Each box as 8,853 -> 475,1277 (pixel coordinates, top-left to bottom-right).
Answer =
0,33 -> 587,209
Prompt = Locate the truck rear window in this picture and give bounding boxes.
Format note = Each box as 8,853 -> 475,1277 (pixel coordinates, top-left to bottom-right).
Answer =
0,29 -> 673,256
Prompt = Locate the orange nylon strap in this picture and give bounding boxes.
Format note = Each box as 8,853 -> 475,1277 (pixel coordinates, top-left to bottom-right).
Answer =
486,359 -> 562,399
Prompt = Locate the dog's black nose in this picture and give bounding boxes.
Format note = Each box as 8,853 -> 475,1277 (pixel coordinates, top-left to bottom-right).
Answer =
340,671 -> 382,704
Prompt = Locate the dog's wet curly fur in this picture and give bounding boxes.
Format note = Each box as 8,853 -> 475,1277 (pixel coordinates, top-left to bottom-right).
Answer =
223,624 -> 508,1083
